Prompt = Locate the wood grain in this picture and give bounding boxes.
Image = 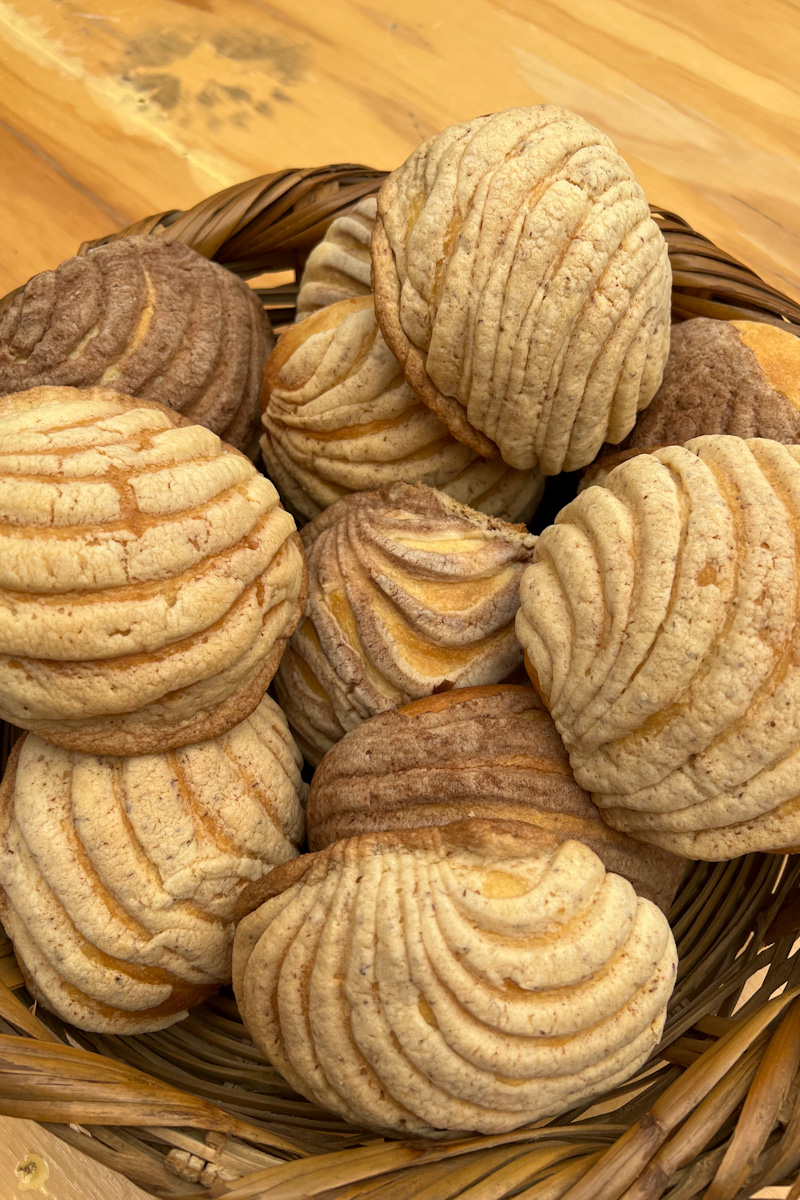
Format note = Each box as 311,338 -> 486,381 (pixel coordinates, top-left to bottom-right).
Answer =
0,2 -> 798,1196
0,1118 -> 151,1200
0,0 -> 798,299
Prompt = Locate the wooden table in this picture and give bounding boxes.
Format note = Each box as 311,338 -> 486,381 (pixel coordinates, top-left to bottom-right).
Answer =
0,1 -> 798,1197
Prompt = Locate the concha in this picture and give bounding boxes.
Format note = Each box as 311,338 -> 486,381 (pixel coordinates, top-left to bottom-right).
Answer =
517,435 -> 800,859
0,386 -> 306,754
0,235 -> 272,453
306,684 -> 684,911
295,197 -> 376,319
261,296 -> 543,523
273,483 -> 536,763
233,820 -> 677,1135
0,695 -> 305,1033
372,105 -> 671,474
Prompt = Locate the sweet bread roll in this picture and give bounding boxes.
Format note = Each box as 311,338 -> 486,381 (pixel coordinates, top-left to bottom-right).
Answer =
306,684 -> 683,911
516,435 -> 800,859
261,296 -> 543,523
372,106 -> 671,474
626,319 -> 800,448
0,386 -> 306,754
0,695 -> 305,1033
0,235 -> 271,453
233,820 -> 677,1135
273,483 -> 536,763
295,197 -> 376,319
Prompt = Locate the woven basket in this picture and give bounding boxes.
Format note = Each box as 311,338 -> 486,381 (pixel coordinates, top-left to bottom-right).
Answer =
2,164 -> 800,1200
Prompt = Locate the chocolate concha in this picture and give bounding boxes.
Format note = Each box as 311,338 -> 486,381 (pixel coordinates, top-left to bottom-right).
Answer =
0,387 -> 307,754
626,318 -> 800,448
273,483 -> 536,764
372,106 -> 671,474
0,695 -> 305,1033
0,235 -> 272,454
295,197 -> 376,319
306,684 -> 684,911
233,820 -> 677,1135
517,435 -> 800,860
260,296 -> 543,523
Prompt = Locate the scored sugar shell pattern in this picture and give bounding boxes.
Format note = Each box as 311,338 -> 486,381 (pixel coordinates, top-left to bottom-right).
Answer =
305,684 -> 684,912
233,820 -> 677,1135
625,318 -> 800,448
0,695 -> 306,1034
516,435 -> 800,860
295,196 -> 376,320
0,235 -> 272,454
261,296 -> 543,524
372,105 -> 672,474
273,482 -> 537,764
0,387 -> 307,755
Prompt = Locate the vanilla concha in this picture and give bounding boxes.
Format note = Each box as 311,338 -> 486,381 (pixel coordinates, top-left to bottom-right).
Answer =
233,820 -> 677,1135
372,105 -> 671,474
0,235 -> 272,453
295,196 -> 376,319
261,296 -> 543,523
0,387 -> 306,754
273,482 -> 536,764
517,435 -> 800,859
0,695 -> 306,1033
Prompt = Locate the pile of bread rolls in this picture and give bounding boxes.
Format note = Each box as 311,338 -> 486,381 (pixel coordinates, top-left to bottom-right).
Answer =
1,103 -> 799,1138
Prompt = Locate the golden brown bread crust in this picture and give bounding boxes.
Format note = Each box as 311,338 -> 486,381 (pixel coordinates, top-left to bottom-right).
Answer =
305,684 -> 683,910
273,482 -> 537,764
232,817 -> 677,1135
260,297 -> 543,524
517,434 -> 800,860
0,235 -> 272,454
372,106 -> 671,474
295,197 -> 377,319
0,386 -> 307,754
0,696 -> 306,1033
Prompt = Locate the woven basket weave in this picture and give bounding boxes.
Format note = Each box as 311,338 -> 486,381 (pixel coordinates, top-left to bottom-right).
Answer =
2,164 -> 800,1200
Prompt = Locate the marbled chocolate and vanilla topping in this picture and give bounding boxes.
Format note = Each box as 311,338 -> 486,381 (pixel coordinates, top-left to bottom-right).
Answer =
0,235 -> 271,453
274,482 -> 536,763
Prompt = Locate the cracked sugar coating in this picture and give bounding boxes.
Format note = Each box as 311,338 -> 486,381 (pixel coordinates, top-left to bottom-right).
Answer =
306,684 -> 684,912
372,105 -> 672,474
0,695 -> 306,1033
261,296 -> 543,523
625,318 -> 800,448
233,820 -> 677,1135
0,235 -> 272,453
273,482 -> 536,764
295,196 -> 376,319
0,386 -> 307,754
516,435 -> 800,859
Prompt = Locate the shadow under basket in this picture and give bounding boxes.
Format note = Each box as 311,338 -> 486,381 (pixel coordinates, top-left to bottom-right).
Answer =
2,165 -> 800,1200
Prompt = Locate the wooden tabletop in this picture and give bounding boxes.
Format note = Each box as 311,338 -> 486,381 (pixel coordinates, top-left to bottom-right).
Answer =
1,1 -> 798,1197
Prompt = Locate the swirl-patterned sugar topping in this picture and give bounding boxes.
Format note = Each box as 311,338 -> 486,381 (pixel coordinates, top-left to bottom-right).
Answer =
306,684 -> 684,911
0,386 -> 307,754
372,105 -> 671,474
273,482 -> 536,764
0,695 -> 306,1033
0,235 -> 272,453
261,296 -> 543,523
233,820 -> 677,1135
516,435 -> 800,859
295,197 -> 376,320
